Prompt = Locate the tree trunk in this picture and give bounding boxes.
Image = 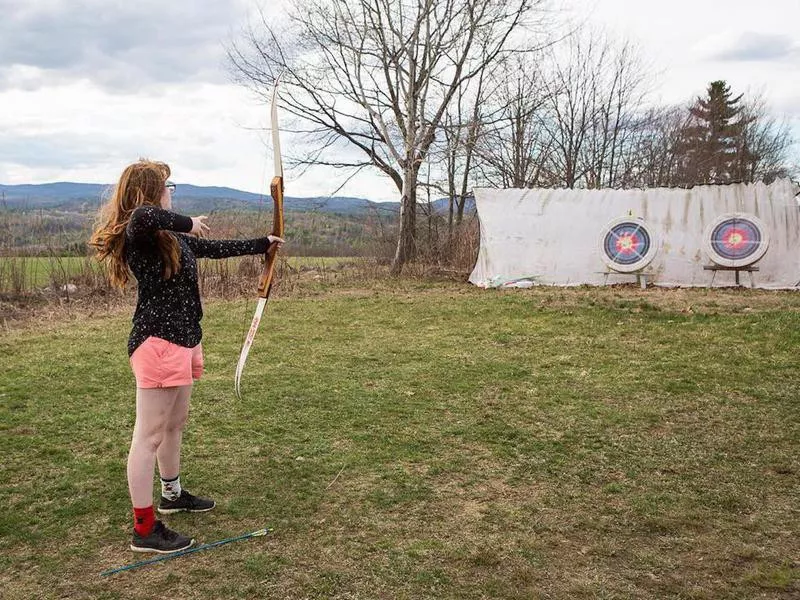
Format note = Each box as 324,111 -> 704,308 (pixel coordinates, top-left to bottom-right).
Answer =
391,165 -> 419,274
456,194 -> 467,226
448,191 -> 455,241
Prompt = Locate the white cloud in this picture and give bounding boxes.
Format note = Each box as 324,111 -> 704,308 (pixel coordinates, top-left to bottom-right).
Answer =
695,31 -> 798,63
0,80 -> 263,183
1,0 -> 798,199
0,0 -> 252,91
0,75 -> 404,200
0,0 -> 404,200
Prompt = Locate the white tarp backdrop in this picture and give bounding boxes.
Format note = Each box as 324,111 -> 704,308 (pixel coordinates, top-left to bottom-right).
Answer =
469,179 -> 800,289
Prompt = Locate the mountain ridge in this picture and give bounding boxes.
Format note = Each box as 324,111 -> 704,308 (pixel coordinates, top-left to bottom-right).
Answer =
0,181 -> 400,215
0,182 -> 473,215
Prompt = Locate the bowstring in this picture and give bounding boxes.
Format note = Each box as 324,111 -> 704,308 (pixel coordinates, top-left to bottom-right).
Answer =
238,114 -> 273,353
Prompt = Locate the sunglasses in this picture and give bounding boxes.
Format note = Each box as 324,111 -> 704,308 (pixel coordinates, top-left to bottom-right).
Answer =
165,181 -> 177,194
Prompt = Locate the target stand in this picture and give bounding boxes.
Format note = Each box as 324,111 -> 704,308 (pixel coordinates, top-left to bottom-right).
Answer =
598,217 -> 658,289
702,264 -> 760,287
702,214 -> 769,288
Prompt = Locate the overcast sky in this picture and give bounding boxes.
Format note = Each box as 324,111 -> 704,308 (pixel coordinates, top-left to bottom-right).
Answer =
1,0 -> 798,201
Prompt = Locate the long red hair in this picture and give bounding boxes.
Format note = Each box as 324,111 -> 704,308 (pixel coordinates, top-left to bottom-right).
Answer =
89,160 -> 181,288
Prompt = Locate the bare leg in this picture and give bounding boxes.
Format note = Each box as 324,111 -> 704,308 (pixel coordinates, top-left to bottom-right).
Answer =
156,384 -> 192,481
127,387 -> 179,508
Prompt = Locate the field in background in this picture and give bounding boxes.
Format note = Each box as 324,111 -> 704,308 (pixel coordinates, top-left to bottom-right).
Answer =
0,255 -> 362,294
1,282 -> 798,599
0,206 -> 397,258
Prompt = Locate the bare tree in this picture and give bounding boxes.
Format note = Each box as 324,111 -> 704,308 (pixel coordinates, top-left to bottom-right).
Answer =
436,65 -> 488,237
229,0 -> 544,273
581,40 -> 650,188
476,53 -> 555,189
625,106 -> 690,188
739,94 -> 797,183
536,31 -> 653,190
539,33 -> 603,188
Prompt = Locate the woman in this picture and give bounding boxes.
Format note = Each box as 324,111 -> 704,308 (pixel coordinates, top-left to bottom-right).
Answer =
90,159 -> 283,553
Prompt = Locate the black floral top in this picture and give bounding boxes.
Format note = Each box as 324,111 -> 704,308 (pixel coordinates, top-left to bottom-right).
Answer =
125,205 -> 271,356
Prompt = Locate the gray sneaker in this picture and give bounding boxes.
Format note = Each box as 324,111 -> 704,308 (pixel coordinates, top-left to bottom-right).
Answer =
131,520 -> 194,554
158,490 -> 216,514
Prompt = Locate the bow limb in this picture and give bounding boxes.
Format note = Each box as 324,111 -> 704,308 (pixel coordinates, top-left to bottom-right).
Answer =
235,81 -> 284,400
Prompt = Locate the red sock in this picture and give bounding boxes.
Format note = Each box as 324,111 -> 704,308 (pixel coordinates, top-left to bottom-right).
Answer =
133,506 -> 155,536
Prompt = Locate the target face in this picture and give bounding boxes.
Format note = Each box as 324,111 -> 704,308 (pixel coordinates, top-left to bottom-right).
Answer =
704,214 -> 769,267
599,217 -> 658,273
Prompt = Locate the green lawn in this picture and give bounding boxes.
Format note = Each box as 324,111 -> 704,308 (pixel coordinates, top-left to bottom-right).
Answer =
1,282 -> 798,599
0,256 -> 358,291
0,256 -> 96,289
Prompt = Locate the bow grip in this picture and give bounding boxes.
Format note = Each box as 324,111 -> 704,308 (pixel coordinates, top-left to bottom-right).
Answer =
256,176 -> 285,298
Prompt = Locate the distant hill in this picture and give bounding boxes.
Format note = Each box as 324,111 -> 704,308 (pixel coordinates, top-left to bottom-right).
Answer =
0,182 -> 399,215
0,182 -> 473,216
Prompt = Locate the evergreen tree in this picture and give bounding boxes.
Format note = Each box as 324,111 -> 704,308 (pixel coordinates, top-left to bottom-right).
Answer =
674,80 -> 756,185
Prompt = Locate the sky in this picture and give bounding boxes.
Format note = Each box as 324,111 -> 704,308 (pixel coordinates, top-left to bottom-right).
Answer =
1,0 -> 798,202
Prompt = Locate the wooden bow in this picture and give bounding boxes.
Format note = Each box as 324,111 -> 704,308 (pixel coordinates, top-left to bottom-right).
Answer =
235,80 -> 284,399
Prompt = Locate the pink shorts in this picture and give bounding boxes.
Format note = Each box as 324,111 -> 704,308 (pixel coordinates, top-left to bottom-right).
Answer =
130,337 -> 204,388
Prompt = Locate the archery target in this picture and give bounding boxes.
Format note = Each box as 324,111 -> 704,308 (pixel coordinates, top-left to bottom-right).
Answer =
599,217 -> 658,273
703,213 -> 769,268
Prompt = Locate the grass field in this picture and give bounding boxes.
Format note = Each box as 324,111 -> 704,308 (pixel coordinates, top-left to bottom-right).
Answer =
0,256 -> 99,290
0,256 -> 357,291
1,281 -> 798,599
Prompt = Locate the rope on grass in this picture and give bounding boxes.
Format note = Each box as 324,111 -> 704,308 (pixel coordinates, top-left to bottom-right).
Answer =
100,527 -> 271,577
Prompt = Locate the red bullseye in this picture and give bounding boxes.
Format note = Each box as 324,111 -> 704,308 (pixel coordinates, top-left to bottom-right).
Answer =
704,214 -> 769,268
615,233 -> 639,255
599,217 -> 658,273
